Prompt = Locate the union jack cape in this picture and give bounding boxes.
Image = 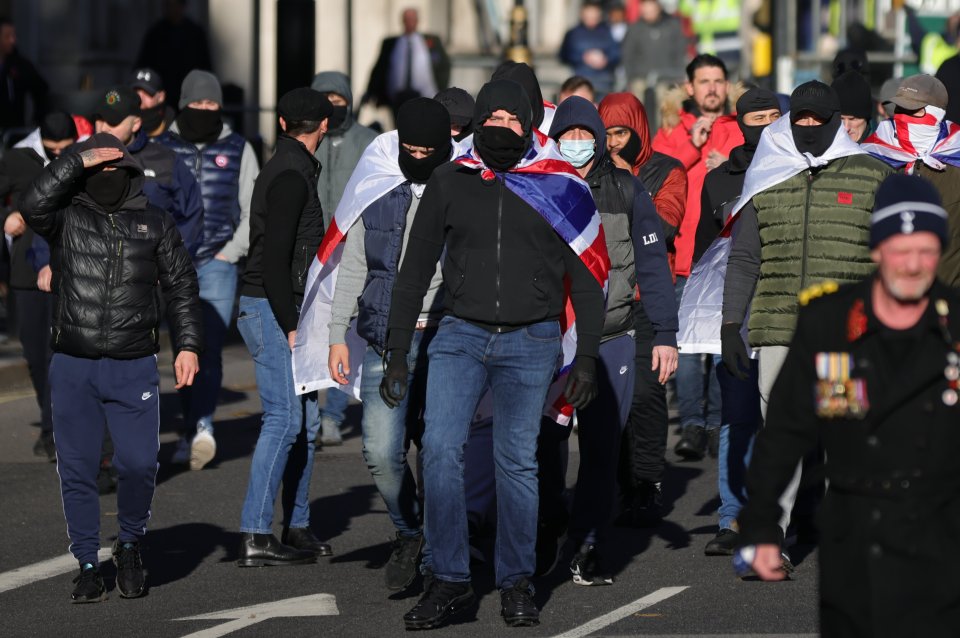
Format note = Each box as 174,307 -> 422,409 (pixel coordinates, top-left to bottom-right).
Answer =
861,107 -> 960,174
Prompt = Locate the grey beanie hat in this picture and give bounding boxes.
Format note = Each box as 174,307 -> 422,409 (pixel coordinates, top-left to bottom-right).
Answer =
179,70 -> 223,109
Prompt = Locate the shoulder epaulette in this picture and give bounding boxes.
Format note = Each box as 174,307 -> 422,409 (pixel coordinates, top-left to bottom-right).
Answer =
798,280 -> 839,306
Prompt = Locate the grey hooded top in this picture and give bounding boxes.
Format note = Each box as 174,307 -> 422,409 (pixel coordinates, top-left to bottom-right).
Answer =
311,71 -> 379,226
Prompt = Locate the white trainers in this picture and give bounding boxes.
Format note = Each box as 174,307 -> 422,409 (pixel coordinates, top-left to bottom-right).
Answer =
171,436 -> 191,465
190,428 -> 216,471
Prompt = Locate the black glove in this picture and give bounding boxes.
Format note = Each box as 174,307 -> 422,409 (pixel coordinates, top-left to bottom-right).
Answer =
721,323 -> 750,381
379,349 -> 409,409
564,355 -> 598,411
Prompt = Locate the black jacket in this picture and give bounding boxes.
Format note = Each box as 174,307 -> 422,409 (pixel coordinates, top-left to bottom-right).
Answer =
241,135 -> 325,333
364,33 -> 450,107
693,144 -> 750,264
0,145 -> 47,289
739,277 -> 960,635
20,134 -> 202,359
386,160 -> 606,358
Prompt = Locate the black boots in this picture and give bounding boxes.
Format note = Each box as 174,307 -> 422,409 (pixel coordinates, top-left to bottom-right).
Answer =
237,533 -> 316,567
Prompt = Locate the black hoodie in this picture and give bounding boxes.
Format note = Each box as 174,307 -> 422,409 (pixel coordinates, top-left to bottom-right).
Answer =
386,82 -> 605,357
20,133 -> 201,359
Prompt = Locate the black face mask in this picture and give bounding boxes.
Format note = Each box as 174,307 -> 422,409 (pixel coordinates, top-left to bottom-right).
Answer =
85,169 -> 131,212
453,124 -> 472,142
618,128 -> 641,166
43,146 -> 62,163
140,104 -> 166,133
398,144 -> 450,184
176,107 -> 223,144
740,123 -> 766,152
791,111 -> 841,157
327,105 -> 349,133
474,126 -> 528,171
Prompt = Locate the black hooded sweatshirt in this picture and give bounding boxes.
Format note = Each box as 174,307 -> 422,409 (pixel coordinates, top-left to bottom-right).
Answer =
386,81 -> 605,358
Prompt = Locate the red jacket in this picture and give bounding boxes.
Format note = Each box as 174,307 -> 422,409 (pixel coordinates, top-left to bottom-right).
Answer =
599,93 -> 687,277
652,110 -> 742,276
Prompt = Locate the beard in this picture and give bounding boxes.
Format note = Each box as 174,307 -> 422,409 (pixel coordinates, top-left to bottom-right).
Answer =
883,271 -> 935,303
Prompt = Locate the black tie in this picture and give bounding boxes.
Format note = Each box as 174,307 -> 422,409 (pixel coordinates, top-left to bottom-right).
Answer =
403,36 -> 413,92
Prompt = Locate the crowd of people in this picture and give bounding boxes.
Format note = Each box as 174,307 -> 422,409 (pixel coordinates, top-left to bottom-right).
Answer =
2,2 -> 960,634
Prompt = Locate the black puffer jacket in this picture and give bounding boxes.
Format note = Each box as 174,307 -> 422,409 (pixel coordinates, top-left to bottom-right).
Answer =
20,133 -> 202,359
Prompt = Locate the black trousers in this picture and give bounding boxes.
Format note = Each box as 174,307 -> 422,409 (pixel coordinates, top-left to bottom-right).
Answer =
13,288 -> 53,433
618,302 -> 669,492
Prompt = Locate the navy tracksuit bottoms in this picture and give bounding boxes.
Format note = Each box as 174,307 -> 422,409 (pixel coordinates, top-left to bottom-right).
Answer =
50,353 -> 160,565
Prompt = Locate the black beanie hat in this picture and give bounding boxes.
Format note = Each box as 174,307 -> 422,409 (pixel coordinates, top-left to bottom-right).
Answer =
831,71 -> 873,120
278,87 -> 333,122
831,48 -> 869,80
40,111 -> 78,142
790,80 -> 841,121
870,173 -> 948,249
736,89 -> 780,122
397,97 -> 451,149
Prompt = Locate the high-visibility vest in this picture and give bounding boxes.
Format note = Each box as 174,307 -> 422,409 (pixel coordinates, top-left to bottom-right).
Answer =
678,0 -> 740,55
920,32 -> 959,75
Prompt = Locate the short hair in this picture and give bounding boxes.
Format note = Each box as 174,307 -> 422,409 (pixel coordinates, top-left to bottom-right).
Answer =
686,54 -> 728,82
284,119 -> 323,137
560,75 -> 594,95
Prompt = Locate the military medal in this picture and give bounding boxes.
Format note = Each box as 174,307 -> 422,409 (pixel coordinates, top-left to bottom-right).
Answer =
814,352 -> 868,418
944,389 -> 958,407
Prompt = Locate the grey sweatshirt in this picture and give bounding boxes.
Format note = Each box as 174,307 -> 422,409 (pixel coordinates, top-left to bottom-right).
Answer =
329,191 -> 444,345
721,200 -> 761,325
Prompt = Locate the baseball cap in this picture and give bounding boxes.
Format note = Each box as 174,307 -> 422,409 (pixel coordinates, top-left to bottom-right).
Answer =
789,80 -> 840,121
129,68 -> 163,96
277,87 -> 333,122
96,86 -> 142,126
885,74 -> 948,111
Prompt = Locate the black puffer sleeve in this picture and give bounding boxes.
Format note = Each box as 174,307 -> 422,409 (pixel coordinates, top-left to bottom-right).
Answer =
20,152 -> 84,239
157,209 -> 203,354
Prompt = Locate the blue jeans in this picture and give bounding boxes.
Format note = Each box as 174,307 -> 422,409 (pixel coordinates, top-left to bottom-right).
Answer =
675,277 -> 721,431
321,386 -> 350,424
422,316 -> 561,589
359,329 -> 434,538
237,296 -> 321,533
716,357 -> 760,530
179,258 -> 237,435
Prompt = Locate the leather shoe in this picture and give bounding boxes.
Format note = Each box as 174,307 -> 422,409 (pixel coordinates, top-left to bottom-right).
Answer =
282,527 -> 333,557
500,578 -> 539,627
237,533 -> 316,567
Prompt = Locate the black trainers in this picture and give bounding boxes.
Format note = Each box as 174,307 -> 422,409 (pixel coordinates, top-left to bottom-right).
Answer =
674,426 -> 707,460
403,578 -> 475,630
385,532 -> 423,591
500,578 -> 540,627
113,540 -> 146,598
569,543 -> 613,586
704,528 -> 740,556
33,431 -> 56,462
71,563 -> 106,603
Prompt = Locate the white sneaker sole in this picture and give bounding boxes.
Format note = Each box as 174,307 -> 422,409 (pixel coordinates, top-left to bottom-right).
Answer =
190,437 -> 216,470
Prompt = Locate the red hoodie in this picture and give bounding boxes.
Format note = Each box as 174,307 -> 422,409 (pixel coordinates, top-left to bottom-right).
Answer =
652,109 -> 742,277
599,92 -> 687,277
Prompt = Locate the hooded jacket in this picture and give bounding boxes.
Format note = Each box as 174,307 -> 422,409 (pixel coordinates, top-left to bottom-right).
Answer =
19,133 -> 202,359
550,96 -> 678,346
652,98 -> 743,277
387,81 -> 605,357
311,72 -> 379,227
694,144 -> 752,264
0,129 -> 51,289
599,93 -> 687,276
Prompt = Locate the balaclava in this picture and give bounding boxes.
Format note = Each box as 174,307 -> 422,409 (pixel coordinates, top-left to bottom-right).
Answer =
789,81 -> 842,157
396,97 -> 452,184
471,80 -> 533,172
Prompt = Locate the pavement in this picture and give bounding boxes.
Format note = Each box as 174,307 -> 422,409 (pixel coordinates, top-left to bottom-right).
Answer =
0,336 -> 820,638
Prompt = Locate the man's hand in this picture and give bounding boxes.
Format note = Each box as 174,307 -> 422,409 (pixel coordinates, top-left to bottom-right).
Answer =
752,544 -> 788,581
721,323 -> 750,380
214,253 -> 230,262
379,349 -> 410,408
705,149 -> 727,171
174,351 -> 200,389
3,211 -> 26,237
564,355 -> 598,410
582,49 -> 607,70
79,147 -> 124,169
609,153 -> 632,171
690,117 -> 713,149
287,330 -> 297,351
37,265 -> 52,292
651,345 -> 678,384
329,344 -> 351,385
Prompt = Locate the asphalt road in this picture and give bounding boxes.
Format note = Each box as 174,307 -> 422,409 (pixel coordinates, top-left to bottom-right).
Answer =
0,340 -> 819,638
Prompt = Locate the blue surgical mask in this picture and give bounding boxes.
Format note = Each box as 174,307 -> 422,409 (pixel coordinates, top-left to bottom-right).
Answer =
559,139 -> 596,168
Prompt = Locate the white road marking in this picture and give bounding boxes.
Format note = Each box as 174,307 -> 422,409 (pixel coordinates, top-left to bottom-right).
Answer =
175,593 -> 339,638
0,548 -> 112,594
552,586 -> 689,638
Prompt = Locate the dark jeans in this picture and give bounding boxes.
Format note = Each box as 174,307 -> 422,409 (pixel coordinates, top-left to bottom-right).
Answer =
716,358 -> 760,529
13,288 -> 53,433
619,303 -> 669,491
422,316 -> 561,589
